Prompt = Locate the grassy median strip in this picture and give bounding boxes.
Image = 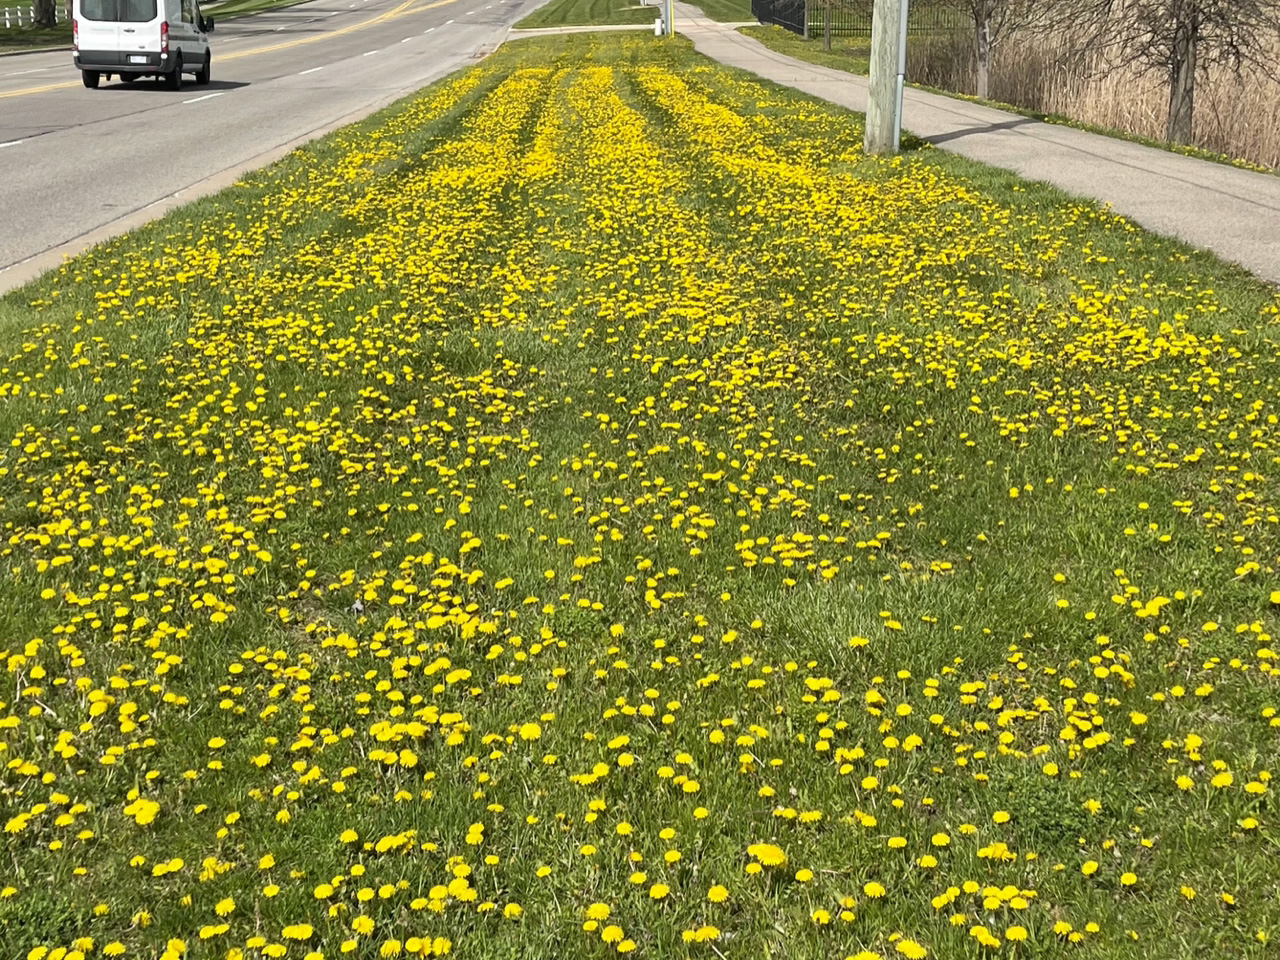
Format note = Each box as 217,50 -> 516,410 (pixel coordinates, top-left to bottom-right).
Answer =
3,30 -> 1280,960
686,0 -> 752,21
515,0 -> 658,28
516,0 -> 751,28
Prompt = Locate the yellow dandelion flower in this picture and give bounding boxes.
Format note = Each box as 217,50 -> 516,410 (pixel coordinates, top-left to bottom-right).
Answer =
746,843 -> 786,867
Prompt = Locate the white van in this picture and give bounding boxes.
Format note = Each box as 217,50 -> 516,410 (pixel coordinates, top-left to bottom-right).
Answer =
73,0 -> 214,90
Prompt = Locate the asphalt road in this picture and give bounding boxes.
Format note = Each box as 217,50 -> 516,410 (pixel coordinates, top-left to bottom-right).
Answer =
0,0 -> 549,281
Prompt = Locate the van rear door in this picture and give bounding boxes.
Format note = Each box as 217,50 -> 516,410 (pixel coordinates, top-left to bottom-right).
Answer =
76,0 -> 159,57
117,0 -> 159,57
76,0 -> 122,56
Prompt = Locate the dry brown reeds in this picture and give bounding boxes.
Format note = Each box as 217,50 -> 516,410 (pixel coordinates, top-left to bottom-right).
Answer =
907,30 -> 1280,169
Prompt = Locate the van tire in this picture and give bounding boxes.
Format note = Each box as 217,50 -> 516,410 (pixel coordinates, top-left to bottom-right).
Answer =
121,73 -> 136,82
196,52 -> 210,85
165,54 -> 183,90
82,70 -> 100,89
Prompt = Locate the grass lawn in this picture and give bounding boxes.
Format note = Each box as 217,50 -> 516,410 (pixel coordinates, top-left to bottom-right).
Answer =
517,0 -> 751,28
687,0 -> 753,21
3,29 -> 1280,960
0,22 -> 70,50
516,0 -> 658,29
0,0 -> 69,52
741,22 -> 870,72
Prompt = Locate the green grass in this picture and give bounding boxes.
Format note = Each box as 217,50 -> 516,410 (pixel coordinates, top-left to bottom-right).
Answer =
516,0 -> 752,28
0,21 -> 69,48
741,22 -> 869,72
2,28 -> 1280,960
516,0 -> 658,28
686,0 -> 753,21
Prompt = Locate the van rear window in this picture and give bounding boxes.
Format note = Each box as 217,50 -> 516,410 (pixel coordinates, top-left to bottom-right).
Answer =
79,0 -> 157,21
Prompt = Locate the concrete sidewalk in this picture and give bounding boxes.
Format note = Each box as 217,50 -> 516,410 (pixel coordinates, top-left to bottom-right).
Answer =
675,7 -> 1280,286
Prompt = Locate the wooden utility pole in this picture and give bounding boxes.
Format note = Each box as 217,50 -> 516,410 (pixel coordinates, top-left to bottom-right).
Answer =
865,0 -> 908,154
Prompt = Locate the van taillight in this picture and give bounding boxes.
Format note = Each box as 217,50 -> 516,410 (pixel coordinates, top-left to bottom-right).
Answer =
72,17 -> 78,50
160,20 -> 168,53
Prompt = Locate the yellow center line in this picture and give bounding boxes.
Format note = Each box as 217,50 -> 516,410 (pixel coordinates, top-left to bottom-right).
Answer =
220,0 -> 454,61
0,79 -> 77,98
0,0 -> 457,99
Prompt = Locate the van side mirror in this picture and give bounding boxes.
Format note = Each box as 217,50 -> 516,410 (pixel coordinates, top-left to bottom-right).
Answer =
204,16 -> 214,30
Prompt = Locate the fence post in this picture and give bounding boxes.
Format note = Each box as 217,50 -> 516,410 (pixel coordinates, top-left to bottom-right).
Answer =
802,0 -> 809,39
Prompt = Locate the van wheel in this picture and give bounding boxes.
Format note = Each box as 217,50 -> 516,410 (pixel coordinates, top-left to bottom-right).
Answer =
82,70 -> 100,89
121,73 -> 136,83
165,54 -> 183,90
196,52 -> 210,85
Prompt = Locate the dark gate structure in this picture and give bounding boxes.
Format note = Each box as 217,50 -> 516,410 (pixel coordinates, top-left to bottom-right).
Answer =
751,0 -> 807,34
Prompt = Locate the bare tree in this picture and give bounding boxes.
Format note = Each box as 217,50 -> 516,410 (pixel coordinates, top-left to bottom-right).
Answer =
808,0 -> 863,52
944,0 -> 1049,99
1063,0 -> 1280,144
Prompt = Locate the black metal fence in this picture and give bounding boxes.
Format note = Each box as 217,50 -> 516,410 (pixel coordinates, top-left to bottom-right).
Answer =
752,0 -> 966,41
751,0 -> 806,35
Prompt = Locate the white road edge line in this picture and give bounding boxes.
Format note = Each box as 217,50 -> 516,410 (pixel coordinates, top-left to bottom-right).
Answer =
423,25 -> 435,31
2,67 -> 57,78
400,36 -> 411,41
183,92 -> 224,104
299,66 -> 323,74
362,49 -> 379,55
0,139 -> 25,149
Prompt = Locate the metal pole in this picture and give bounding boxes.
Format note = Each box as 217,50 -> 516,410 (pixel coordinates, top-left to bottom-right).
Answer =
893,0 -> 908,151
666,0 -> 673,35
